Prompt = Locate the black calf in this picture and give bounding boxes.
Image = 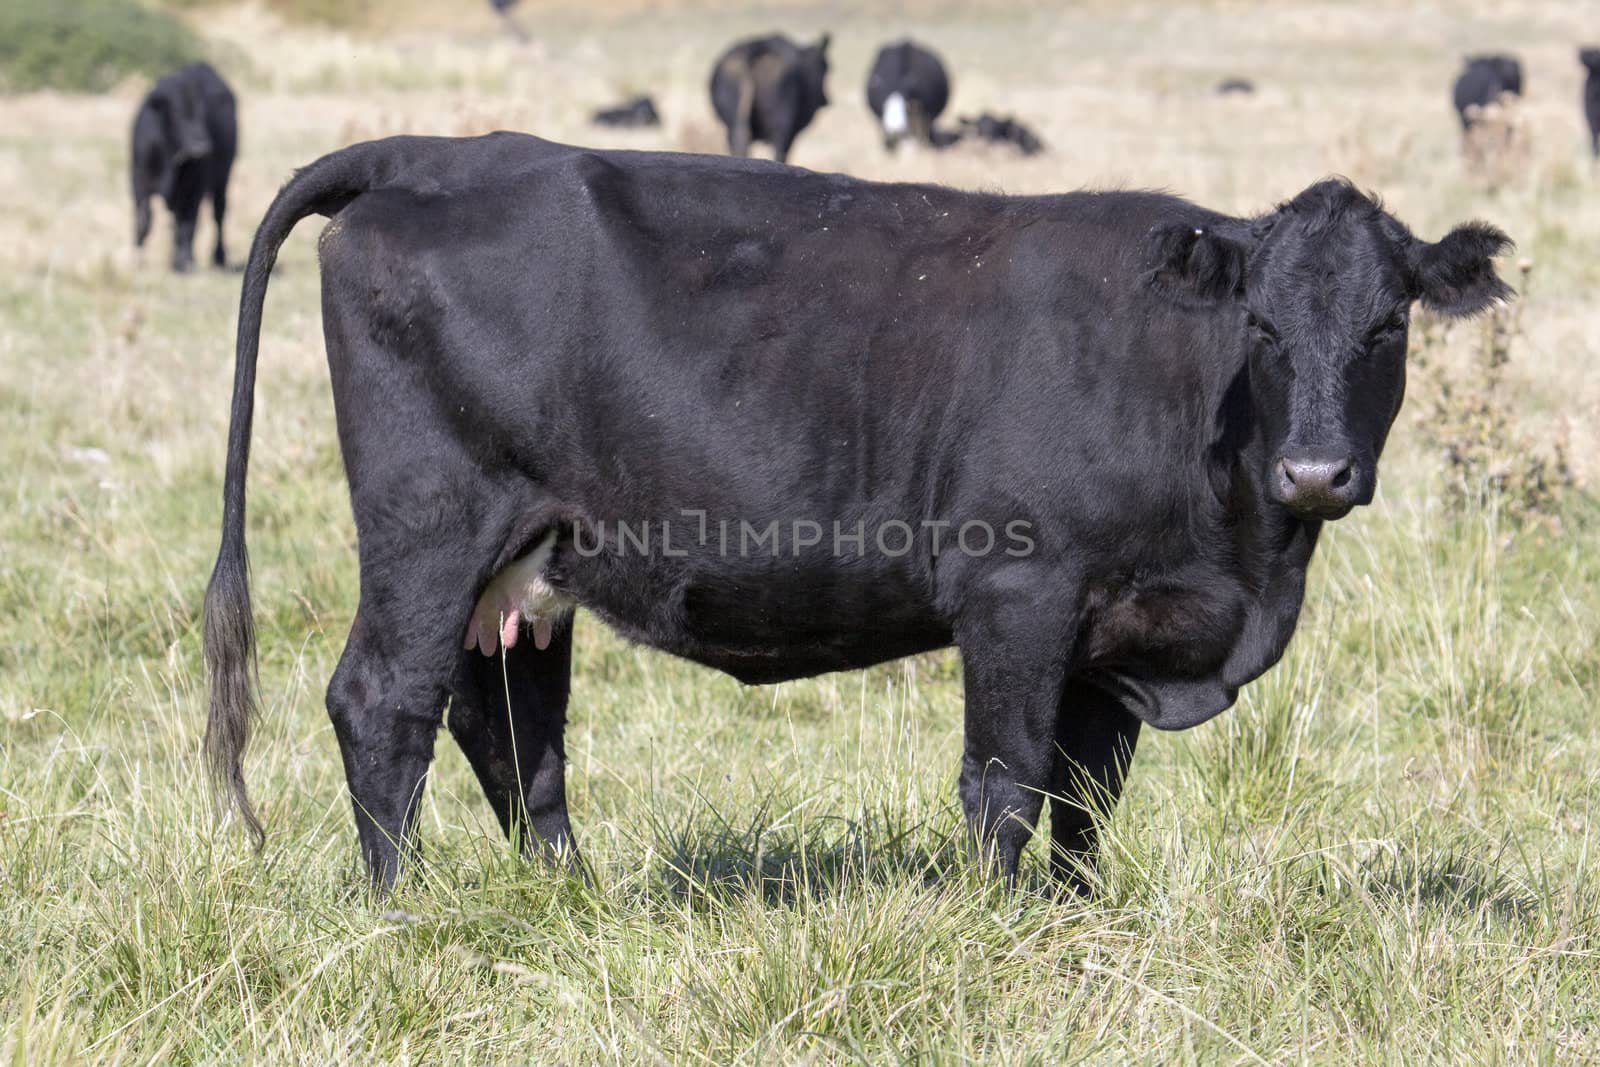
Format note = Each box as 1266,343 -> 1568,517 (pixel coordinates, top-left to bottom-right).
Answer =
130,62 -> 236,272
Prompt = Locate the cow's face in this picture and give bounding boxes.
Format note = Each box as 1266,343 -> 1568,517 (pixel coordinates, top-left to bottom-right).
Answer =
149,78 -> 212,165
804,33 -> 832,110
1149,180 -> 1512,521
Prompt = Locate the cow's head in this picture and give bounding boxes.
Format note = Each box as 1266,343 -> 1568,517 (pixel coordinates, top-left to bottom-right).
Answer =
1491,56 -> 1522,94
1580,48 -> 1600,74
148,74 -> 212,166
1148,179 -> 1512,521
803,33 -> 832,110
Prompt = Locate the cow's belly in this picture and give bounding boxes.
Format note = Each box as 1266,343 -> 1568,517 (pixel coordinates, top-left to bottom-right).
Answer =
550,539 -> 952,685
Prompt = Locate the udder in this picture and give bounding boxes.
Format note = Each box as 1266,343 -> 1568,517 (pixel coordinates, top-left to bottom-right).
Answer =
464,531 -> 577,656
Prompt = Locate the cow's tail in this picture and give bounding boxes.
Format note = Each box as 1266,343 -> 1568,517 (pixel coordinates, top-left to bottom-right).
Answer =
734,67 -> 757,151
202,144 -> 375,848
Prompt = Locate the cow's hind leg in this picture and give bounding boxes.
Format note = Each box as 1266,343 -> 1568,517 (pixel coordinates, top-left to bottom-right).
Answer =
133,177 -> 154,249
209,165 -> 230,268
1049,680 -> 1141,895
323,439 -> 519,888
327,618 -> 440,888
769,124 -> 796,165
448,614 -> 577,866
327,512 -> 500,888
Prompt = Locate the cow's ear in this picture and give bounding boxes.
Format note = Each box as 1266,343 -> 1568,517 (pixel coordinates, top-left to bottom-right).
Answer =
1408,222 -> 1513,316
815,32 -> 831,57
1145,222 -> 1249,303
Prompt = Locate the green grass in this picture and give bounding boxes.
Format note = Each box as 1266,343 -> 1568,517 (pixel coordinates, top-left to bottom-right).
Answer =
4,0 -> 1600,1061
0,0 -> 201,94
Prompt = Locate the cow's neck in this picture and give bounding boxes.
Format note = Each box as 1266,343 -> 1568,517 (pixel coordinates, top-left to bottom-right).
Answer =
1093,351 -> 1325,731
1210,355 -> 1323,685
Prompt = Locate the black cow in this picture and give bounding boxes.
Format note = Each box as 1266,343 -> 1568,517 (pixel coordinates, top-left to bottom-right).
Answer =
709,33 -> 830,163
203,134 -> 1511,893
1582,48 -> 1600,158
866,39 -> 951,151
1215,78 -> 1256,95
1453,54 -> 1523,130
131,62 -> 237,272
958,113 -> 1045,156
592,95 -> 661,129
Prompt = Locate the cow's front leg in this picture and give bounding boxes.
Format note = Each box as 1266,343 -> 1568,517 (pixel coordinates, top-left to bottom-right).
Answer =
955,584 -> 1078,884
1050,679 -> 1141,894
169,181 -> 203,273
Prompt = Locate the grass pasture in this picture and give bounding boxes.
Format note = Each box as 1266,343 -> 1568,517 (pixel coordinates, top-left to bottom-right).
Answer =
2,0 -> 1599,1061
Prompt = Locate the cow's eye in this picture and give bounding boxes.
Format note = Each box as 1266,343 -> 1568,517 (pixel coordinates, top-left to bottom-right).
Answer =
1246,311 -> 1279,340
1370,310 -> 1408,341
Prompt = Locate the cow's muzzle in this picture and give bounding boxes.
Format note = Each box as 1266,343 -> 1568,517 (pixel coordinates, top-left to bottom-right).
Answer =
176,138 -> 212,163
1273,454 -> 1363,520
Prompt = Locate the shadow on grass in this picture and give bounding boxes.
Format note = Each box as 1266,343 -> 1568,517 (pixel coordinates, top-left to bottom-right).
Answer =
643,798 -> 978,909
1355,847 -> 1541,921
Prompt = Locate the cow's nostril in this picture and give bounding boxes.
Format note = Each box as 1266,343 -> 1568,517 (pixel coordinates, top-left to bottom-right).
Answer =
1277,456 -> 1360,515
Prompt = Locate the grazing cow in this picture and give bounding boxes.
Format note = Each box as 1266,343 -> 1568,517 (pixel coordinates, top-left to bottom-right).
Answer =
203,133 -> 1511,893
592,95 -> 661,128
1582,48 -> 1600,158
1453,54 -> 1523,130
866,39 -> 951,150
958,112 -> 1045,156
709,33 -> 830,163
131,62 -> 236,272
1215,77 -> 1256,95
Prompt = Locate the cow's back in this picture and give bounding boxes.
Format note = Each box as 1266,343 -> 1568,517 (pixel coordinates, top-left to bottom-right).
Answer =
316,134 -> 1232,521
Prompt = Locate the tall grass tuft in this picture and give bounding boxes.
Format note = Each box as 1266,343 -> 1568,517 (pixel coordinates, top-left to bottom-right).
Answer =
1410,260 -> 1577,536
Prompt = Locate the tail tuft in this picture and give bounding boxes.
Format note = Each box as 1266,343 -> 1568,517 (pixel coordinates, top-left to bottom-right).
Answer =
203,530 -> 263,849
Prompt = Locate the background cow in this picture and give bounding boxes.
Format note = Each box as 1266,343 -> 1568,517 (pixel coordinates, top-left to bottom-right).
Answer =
1452,53 -> 1523,130
202,134 -> 1510,894
865,39 -> 951,151
592,95 -> 661,128
1582,48 -> 1600,158
957,112 -> 1045,156
709,33 -> 830,163
130,62 -> 236,272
